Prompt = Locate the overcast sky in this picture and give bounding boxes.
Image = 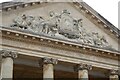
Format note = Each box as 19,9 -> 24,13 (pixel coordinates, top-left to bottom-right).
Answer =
83,0 -> 119,28
0,0 -> 119,28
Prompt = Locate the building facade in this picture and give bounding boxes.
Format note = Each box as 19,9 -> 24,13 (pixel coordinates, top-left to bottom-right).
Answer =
0,0 -> 120,80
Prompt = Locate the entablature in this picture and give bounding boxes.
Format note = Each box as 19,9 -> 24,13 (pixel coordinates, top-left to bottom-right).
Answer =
1,26 -> 120,60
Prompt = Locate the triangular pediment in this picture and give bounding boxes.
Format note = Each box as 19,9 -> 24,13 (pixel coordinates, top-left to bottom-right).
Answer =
1,2 -> 119,51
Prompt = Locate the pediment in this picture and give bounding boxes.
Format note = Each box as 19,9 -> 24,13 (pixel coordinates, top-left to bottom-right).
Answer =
1,2 -> 119,51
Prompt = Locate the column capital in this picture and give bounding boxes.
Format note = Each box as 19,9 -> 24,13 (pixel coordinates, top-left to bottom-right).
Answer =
0,50 -> 18,59
43,57 -> 58,65
110,69 -> 119,75
74,63 -> 92,72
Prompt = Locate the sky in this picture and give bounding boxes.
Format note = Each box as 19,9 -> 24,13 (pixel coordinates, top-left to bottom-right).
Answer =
0,0 -> 119,28
83,0 -> 119,28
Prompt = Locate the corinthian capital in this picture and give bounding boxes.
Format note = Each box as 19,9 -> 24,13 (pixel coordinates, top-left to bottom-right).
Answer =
43,57 -> 58,65
110,69 -> 119,75
0,50 -> 17,59
74,63 -> 92,71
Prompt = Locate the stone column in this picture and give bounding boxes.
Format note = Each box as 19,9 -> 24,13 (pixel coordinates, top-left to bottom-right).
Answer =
0,50 -> 17,79
0,53 -> 2,80
74,63 -> 92,80
42,57 -> 58,80
109,70 -> 119,80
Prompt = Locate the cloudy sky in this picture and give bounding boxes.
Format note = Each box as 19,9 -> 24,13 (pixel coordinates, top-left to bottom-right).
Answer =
0,0 -> 119,28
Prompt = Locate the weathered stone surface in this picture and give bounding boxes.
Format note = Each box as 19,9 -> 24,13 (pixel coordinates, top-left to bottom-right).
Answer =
0,50 -> 17,59
1,37 -> 119,70
110,75 -> 119,80
1,57 -> 13,79
43,64 -> 54,79
0,1 -> 120,79
43,57 -> 58,65
74,63 -> 92,71
1,2 -> 119,50
0,50 -> 17,79
78,70 -> 88,80
10,10 -> 111,49
0,54 -> 1,78
42,58 -> 57,80
74,64 -> 92,80
110,70 -> 119,75
109,70 -> 119,80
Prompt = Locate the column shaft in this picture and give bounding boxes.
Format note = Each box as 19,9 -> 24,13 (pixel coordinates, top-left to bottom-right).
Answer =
42,57 -> 58,80
109,70 -> 119,80
43,64 -> 54,79
0,50 -> 17,79
110,75 -> 119,80
74,63 -> 92,80
78,69 -> 88,80
1,57 -> 13,78
0,54 -> 2,79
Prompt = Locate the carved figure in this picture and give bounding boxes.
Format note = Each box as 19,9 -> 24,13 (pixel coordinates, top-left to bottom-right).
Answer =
92,32 -> 102,46
11,14 -> 34,30
42,22 -> 58,36
10,10 -> 112,49
42,11 -> 60,36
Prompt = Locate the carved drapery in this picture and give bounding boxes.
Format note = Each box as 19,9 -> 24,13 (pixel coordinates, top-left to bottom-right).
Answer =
10,10 -> 112,49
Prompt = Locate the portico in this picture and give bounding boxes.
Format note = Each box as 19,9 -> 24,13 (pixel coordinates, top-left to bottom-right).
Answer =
0,1 -> 120,80
0,47 -> 119,80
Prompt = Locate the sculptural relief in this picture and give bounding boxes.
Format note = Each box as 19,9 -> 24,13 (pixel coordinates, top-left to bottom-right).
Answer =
58,10 -> 81,39
10,10 -> 112,49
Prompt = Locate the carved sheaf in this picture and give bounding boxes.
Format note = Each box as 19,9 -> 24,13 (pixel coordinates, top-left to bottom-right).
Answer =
10,10 -> 112,49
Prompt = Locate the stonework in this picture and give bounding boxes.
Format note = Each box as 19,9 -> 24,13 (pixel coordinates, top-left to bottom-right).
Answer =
43,57 -> 58,65
0,50 -> 17,59
0,1 -> 120,80
74,63 -> 92,72
110,70 -> 119,80
110,70 -> 119,75
10,10 -> 111,49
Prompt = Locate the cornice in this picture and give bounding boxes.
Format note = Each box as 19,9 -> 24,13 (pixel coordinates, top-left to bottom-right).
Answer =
73,2 -> 120,39
1,27 -> 120,60
1,2 -> 47,11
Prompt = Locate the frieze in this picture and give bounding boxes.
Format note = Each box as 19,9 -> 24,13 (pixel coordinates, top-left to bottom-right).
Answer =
10,10 -> 112,48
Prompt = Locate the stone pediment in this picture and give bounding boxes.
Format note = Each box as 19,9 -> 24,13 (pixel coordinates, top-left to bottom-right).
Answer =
10,10 -> 111,49
1,2 -> 119,51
